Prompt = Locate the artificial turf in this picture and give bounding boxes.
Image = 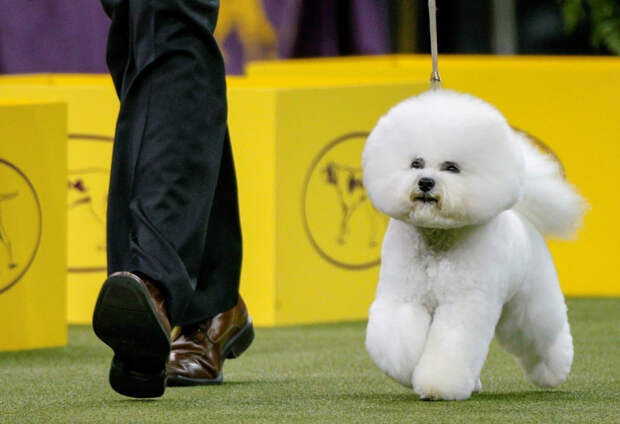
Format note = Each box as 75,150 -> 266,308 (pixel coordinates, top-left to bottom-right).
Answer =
0,298 -> 618,423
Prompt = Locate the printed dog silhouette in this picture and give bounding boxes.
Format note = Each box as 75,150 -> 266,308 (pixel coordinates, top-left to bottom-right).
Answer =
324,162 -> 383,247
0,192 -> 18,270
68,173 -> 108,254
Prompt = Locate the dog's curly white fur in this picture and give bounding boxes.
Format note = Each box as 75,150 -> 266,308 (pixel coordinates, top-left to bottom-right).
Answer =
362,90 -> 585,401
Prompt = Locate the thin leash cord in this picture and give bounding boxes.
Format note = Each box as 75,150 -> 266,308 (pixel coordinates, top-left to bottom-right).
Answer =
428,0 -> 441,89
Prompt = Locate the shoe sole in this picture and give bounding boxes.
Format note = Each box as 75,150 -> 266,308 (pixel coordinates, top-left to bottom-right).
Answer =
166,318 -> 255,386
92,272 -> 170,398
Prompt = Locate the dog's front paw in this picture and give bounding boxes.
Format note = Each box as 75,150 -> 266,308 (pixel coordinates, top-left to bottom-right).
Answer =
413,363 -> 475,401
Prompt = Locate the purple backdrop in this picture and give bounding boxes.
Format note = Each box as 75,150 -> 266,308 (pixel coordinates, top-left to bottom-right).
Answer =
0,0 -> 389,75
0,0 -> 110,73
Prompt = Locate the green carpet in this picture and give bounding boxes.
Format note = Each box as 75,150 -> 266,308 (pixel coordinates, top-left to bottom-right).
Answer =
0,298 -> 618,423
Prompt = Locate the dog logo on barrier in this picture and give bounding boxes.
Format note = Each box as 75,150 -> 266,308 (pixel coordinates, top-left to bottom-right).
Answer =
67,134 -> 113,273
302,133 -> 388,269
0,159 -> 42,294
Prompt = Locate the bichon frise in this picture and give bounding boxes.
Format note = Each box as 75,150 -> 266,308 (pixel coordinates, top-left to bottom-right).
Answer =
362,90 -> 585,401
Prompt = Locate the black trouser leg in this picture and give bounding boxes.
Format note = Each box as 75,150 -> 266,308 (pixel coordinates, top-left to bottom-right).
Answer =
181,131 -> 242,326
102,0 -> 241,326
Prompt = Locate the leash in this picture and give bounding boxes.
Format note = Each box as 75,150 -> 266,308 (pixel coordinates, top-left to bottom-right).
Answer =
428,0 -> 441,90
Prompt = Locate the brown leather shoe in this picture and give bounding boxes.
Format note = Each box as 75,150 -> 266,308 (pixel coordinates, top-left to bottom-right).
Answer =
92,271 -> 171,398
167,296 -> 254,386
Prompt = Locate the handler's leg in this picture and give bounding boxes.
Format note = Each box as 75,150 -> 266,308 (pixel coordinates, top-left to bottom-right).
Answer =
167,132 -> 254,386
105,0 -> 228,324
180,131 -> 242,326
93,0 -> 233,398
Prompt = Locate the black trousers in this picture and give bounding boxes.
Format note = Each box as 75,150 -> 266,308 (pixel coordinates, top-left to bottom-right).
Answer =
102,0 -> 242,327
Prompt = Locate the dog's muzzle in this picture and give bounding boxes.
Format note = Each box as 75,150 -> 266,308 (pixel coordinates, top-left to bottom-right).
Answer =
410,192 -> 439,204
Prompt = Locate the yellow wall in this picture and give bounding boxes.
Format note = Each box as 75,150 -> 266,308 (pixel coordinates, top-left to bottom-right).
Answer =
0,101 -> 67,350
247,55 -> 620,297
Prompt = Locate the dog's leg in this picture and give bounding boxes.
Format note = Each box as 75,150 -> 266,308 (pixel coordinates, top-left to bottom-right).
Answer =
365,300 -> 431,387
413,301 -> 502,400
495,270 -> 573,388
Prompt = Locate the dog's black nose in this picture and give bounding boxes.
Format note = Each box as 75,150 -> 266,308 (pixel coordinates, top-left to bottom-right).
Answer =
418,177 -> 435,192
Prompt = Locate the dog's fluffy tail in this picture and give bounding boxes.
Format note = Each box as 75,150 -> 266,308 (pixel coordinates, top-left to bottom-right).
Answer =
512,129 -> 586,239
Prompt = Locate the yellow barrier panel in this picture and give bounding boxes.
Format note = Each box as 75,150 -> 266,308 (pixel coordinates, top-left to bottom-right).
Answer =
3,55 -> 615,328
248,54 -> 619,77
0,101 -> 67,351
247,55 -> 620,297
0,74 -> 54,85
0,82 -> 118,324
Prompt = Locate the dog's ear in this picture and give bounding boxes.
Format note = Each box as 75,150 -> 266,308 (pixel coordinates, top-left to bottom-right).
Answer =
511,126 -> 565,178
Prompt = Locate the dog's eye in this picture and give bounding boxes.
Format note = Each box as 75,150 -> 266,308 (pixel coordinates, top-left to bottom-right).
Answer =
410,158 -> 425,169
441,162 -> 460,173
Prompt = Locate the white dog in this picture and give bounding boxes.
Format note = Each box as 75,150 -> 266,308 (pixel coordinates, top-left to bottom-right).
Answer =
362,90 -> 585,401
